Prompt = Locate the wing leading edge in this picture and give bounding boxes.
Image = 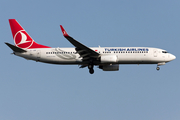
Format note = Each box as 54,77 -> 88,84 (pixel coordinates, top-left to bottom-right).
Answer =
60,25 -> 100,61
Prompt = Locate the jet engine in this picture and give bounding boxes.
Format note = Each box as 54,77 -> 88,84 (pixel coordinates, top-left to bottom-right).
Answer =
99,64 -> 119,71
100,55 -> 117,63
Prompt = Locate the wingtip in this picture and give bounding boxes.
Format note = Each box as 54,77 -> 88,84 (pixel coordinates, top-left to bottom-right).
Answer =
60,25 -> 69,37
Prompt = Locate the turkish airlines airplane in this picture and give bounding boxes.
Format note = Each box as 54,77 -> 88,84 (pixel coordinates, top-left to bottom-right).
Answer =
5,19 -> 176,74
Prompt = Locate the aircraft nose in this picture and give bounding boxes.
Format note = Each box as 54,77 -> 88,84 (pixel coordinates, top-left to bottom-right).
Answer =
170,54 -> 176,60
172,55 -> 176,60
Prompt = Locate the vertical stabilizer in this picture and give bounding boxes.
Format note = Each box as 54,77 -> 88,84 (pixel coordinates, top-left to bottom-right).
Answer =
9,19 -> 50,49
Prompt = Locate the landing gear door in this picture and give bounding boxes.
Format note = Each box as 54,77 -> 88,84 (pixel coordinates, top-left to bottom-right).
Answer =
153,49 -> 158,57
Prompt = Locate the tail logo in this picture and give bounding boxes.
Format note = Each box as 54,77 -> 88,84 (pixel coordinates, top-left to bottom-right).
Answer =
14,30 -> 33,48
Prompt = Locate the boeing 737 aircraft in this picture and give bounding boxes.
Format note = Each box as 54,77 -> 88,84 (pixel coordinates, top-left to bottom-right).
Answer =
5,19 -> 176,74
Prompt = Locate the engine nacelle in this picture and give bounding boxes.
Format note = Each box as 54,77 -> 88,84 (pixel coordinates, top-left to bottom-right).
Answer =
99,64 -> 119,71
100,55 -> 117,63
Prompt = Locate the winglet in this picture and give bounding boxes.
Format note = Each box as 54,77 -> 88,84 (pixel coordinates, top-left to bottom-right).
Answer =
60,25 -> 69,37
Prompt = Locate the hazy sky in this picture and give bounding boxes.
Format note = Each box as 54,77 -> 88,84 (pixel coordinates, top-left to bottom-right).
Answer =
1,0 -> 179,120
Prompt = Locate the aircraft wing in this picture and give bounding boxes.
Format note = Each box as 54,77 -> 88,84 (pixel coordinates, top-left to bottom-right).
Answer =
60,25 -> 100,61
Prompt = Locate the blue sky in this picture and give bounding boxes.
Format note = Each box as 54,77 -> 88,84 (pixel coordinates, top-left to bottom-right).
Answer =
0,0 -> 179,120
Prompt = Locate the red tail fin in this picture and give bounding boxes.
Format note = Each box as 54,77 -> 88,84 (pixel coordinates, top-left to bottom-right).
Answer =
9,19 -> 50,49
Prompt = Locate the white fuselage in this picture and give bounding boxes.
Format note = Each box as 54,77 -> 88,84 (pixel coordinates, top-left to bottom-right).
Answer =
15,47 -> 176,65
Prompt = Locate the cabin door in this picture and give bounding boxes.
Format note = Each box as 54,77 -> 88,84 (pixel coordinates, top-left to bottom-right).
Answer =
153,49 -> 158,57
37,50 -> 41,59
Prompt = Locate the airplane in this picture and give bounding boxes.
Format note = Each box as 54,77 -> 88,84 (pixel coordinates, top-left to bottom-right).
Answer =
5,19 -> 176,74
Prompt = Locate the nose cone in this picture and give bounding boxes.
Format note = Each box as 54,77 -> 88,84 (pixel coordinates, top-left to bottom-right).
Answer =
170,54 -> 176,61
172,54 -> 176,60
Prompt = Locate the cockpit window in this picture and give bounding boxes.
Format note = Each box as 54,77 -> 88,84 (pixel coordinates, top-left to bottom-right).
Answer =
162,51 -> 168,53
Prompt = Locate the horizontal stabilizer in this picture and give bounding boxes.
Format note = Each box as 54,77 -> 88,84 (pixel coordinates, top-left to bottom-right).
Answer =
5,42 -> 27,53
